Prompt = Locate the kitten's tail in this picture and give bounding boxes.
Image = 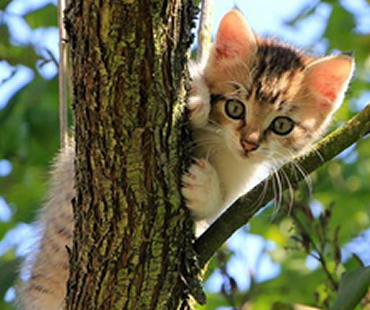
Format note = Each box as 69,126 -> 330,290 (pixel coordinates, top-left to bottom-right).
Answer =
17,141 -> 75,310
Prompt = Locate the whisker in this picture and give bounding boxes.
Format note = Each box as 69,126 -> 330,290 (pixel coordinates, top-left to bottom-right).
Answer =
279,165 -> 295,214
271,165 -> 283,213
312,146 -> 325,163
269,166 -> 279,214
252,176 -> 270,212
289,159 -> 312,196
270,147 -> 313,199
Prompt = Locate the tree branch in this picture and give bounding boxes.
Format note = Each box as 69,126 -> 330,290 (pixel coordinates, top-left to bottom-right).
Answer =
58,0 -> 68,149
197,0 -> 214,64
195,103 -> 370,268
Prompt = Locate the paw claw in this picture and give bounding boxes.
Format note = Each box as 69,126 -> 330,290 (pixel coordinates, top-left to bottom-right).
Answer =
181,158 -> 222,220
194,158 -> 206,169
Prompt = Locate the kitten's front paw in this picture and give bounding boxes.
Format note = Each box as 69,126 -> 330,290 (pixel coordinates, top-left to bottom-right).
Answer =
187,73 -> 210,128
181,159 -> 223,220
187,95 -> 210,128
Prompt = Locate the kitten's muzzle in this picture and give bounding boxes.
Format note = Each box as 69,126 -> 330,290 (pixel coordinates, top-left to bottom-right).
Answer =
240,138 -> 259,153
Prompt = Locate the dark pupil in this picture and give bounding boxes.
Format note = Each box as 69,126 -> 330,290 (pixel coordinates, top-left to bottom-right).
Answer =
272,117 -> 294,135
226,100 -> 244,119
232,104 -> 240,115
278,120 -> 286,131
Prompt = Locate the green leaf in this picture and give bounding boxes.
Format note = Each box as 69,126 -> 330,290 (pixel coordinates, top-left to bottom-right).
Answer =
24,4 -> 57,29
194,293 -> 229,310
0,22 -> 41,66
284,5 -> 315,27
271,302 -> 295,310
0,0 -> 13,10
323,3 -> 356,51
0,258 -> 19,300
331,267 -> 370,310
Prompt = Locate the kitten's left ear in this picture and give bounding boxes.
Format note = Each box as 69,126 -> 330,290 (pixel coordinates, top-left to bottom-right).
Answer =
212,9 -> 257,61
303,54 -> 355,111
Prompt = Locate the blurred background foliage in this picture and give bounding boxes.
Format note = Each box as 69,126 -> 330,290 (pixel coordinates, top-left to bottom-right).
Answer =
0,0 -> 369,310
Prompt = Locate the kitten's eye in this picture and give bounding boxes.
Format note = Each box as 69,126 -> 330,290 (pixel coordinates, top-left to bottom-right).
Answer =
271,116 -> 294,135
225,99 -> 245,119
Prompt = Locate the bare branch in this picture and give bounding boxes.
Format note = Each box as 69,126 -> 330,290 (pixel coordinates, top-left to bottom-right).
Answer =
58,0 -> 68,149
195,103 -> 370,268
197,0 -> 214,64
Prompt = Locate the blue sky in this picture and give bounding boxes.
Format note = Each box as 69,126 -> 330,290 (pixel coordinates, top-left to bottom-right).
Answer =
214,1 -> 322,43
215,0 -> 370,39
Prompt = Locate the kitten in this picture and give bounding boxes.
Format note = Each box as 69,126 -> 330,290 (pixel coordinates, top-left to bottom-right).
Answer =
181,10 -> 354,222
17,9 -> 354,310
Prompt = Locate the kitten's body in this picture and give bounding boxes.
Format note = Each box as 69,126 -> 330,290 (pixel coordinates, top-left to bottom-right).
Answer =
18,10 -> 354,310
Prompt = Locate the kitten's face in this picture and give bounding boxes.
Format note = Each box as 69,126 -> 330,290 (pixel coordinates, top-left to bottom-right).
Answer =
205,42 -> 314,162
201,10 -> 354,163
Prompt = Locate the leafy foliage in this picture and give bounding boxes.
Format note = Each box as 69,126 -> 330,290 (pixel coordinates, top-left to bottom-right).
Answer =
332,267 -> 370,310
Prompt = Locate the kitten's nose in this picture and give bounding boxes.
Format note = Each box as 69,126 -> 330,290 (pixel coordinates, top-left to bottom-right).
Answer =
240,138 -> 259,152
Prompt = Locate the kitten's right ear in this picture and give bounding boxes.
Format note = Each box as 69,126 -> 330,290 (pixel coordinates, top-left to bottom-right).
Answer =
303,54 -> 355,111
211,10 -> 257,62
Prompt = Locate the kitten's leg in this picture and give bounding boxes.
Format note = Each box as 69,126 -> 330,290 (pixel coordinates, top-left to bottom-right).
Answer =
17,144 -> 75,310
182,158 -> 224,221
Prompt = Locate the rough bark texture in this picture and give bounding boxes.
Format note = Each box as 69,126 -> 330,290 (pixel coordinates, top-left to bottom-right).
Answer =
64,1 -> 198,309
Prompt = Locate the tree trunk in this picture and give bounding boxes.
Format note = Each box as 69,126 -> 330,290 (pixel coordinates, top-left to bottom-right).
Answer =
64,1 -> 198,309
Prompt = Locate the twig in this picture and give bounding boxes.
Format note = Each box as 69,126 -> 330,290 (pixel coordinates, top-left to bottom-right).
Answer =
197,0 -> 214,64
58,0 -> 68,149
195,103 -> 370,268
290,209 -> 339,290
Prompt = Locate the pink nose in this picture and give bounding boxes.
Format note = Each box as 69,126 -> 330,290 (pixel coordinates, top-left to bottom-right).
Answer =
240,139 -> 259,152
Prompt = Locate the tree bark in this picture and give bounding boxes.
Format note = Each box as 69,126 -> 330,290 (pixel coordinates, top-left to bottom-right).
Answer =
64,1 -> 198,309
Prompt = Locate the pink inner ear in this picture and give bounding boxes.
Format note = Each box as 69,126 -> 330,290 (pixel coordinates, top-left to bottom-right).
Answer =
314,74 -> 344,103
213,10 -> 256,60
305,56 -> 354,107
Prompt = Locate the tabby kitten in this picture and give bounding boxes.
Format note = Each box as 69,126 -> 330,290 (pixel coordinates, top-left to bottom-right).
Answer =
181,10 -> 354,221
17,9 -> 354,310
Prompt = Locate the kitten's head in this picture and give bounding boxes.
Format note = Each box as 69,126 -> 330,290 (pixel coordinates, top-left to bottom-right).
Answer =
201,10 -> 354,162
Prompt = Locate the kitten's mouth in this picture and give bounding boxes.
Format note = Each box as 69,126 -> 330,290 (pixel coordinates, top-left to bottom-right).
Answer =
241,150 -> 251,158
240,149 -> 260,159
